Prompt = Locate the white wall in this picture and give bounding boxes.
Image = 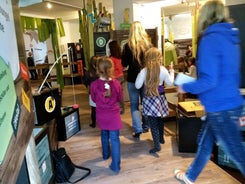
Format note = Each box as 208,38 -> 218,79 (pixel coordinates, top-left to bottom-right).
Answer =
133,3 -> 162,49
165,13 -> 192,40
225,0 -> 245,6
59,19 -> 80,54
113,0 -> 133,30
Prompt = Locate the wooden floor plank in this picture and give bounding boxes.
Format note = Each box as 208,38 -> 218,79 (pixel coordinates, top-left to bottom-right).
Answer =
58,84 -> 242,184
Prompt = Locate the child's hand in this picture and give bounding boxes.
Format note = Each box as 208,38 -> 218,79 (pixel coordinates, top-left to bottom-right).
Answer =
169,61 -> 174,70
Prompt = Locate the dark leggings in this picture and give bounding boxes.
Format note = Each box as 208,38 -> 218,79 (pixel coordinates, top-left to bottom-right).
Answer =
91,107 -> 96,126
148,116 -> 164,149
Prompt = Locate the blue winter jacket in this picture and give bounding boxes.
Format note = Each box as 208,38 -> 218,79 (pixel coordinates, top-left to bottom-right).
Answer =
182,22 -> 243,112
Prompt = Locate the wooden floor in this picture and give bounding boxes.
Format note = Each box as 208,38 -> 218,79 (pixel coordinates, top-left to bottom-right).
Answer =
58,84 -> 242,184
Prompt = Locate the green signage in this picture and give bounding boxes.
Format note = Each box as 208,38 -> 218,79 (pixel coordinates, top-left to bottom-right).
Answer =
0,57 -> 16,164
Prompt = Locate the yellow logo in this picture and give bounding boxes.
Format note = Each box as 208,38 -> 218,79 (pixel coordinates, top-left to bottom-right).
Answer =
45,96 -> 56,113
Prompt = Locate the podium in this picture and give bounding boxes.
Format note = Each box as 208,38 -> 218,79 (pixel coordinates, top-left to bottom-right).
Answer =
33,88 -> 61,125
176,101 -> 205,153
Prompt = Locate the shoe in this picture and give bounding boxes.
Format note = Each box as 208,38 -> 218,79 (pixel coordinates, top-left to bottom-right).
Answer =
160,139 -> 165,144
174,169 -> 195,184
89,123 -> 96,128
149,148 -> 161,154
132,132 -> 142,138
109,165 -> 120,175
120,108 -> 125,115
142,128 -> 149,133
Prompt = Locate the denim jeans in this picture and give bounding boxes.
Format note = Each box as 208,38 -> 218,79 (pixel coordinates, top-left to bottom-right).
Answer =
186,106 -> 245,182
101,130 -> 121,172
127,82 -> 144,133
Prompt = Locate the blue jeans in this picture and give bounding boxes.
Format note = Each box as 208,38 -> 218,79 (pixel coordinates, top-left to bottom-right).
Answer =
186,106 -> 245,182
127,82 -> 144,133
101,130 -> 121,172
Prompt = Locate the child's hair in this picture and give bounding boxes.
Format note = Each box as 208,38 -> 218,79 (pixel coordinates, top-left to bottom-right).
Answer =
88,55 -> 99,76
188,57 -> 196,66
144,47 -> 162,97
109,40 -> 122,59
97,56 -> 114,79
97,56 -> 114,97
177,56 -> 184,63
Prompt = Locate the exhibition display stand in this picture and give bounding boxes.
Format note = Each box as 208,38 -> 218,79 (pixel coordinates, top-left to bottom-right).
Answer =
176,101 -> 205,153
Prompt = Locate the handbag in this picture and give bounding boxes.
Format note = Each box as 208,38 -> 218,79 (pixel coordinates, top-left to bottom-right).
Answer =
52,147 -> 91,183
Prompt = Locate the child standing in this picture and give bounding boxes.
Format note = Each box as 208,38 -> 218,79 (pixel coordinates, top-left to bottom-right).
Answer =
135,47 -> 174,154
84,56 -> 99,128
185,57 -> 197,79
90,56 -> 123,173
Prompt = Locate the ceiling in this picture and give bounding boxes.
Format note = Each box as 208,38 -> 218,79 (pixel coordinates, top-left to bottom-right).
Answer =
19,0 -> 203,20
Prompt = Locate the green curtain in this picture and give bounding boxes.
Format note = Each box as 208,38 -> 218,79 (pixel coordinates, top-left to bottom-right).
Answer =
57,18 -> 65,37
21,16 -> 65,89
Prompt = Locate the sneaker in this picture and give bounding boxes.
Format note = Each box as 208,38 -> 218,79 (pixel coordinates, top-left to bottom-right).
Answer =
142,128 -> 149,133
89,123 -> 96,128
159,139 -> 165,144
174,169 -> 195,184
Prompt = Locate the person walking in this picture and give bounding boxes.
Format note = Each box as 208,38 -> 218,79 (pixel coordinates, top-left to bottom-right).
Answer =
174,1 -> 245,183
84,56 -> 100,128
90,56 -> 123,173
27,51 -> 38,80
121,21 -> 152,138
135,47 -> 174,153
109,40 -> 125,114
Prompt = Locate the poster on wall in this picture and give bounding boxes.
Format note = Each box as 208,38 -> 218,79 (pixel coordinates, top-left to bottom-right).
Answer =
0,0 -> 19,164
23,31 -> 47,65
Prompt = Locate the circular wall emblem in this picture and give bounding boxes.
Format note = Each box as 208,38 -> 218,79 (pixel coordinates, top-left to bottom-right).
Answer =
96,37 -> 106,48
45,96 -> 56,113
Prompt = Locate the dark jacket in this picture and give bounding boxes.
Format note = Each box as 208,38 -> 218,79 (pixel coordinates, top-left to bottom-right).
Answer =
121,43 -> 144,83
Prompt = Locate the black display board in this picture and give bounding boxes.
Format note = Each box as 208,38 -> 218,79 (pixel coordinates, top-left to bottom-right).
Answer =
33,88 -> 61,125
176,109 -> 203,153
94,32 -> 110,56
229,4 -> 245,88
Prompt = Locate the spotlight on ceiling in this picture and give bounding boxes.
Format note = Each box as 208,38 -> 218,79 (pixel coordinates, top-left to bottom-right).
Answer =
47,2 -> 52,9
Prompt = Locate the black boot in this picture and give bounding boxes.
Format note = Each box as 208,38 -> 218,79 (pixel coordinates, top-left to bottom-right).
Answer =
142,116 -> 149,133
148,117 -> 161,153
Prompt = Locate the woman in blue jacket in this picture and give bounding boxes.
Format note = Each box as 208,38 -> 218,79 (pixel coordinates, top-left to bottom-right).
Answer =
174,1 -> 245,183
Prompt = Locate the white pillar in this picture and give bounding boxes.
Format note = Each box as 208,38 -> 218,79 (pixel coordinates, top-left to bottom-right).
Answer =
113,0 -> 133,30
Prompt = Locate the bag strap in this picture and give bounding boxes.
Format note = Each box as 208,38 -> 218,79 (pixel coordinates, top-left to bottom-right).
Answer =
72,164 -> 91,183
63,164 -> 91,183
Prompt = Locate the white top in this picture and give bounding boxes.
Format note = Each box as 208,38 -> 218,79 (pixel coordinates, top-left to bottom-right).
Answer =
135,66 -> 174,89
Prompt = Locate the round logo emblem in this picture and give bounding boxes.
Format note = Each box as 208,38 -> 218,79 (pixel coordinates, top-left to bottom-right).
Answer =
45,96 -> 56,113
96,37 -> 106,48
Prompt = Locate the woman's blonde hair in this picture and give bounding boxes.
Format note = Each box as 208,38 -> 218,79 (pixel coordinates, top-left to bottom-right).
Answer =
128,21 -> 152,67
144,47 -> 162,97
197,0 -> 231,40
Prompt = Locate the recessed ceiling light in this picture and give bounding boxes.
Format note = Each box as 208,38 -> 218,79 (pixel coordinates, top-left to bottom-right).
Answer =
47,3 -> 52,9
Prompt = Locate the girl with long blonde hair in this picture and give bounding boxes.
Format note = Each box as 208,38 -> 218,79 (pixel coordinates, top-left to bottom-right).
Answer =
135,47 -> 174,153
